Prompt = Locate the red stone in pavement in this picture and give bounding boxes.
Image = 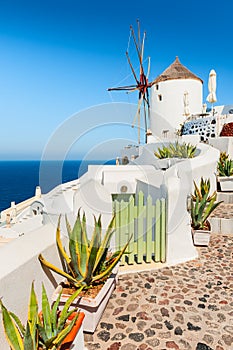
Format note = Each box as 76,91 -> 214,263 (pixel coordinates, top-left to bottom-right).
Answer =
166,340 -> 179,349
107,342 -> 121,350
158,299 -> 169,305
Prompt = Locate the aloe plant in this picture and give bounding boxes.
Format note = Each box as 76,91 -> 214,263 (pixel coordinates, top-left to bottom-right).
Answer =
0,282 -> 83,350
154,141 -> 196,159
191,177 -> 216,202
191,180 -> 223,230
39,212 -> 130,288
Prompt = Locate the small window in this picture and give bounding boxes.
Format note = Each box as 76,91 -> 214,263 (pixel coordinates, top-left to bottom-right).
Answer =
228,109 -> 233,114
158,94 -> 162,101
156,84 -> 159,90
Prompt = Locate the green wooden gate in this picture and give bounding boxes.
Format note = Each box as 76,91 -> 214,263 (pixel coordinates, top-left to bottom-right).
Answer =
113,191 -> 167,265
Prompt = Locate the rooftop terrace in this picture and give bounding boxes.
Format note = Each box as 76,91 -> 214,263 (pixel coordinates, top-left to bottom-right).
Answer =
85,234 -> 233,350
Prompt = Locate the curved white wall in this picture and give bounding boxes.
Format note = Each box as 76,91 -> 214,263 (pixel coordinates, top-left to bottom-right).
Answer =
150,79 -> 203,138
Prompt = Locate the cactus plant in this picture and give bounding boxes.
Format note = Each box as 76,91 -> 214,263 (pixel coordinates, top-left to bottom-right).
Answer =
0,282 -> 84,350
39,212 -> 130,289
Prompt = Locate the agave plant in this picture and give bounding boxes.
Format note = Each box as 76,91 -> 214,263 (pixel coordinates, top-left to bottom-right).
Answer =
178,142 -> 196,158
154,145 -> 171,159
154,141 -> 196,159
218,155 -> 233,177
191,180 -> 223,230
219,151 -> 229,165
191,177 -> 217,202
39,212 -> 130,289
0,282 -> 83,350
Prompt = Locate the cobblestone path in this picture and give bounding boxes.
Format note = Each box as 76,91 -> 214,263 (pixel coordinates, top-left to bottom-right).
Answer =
85,234 -> 233,350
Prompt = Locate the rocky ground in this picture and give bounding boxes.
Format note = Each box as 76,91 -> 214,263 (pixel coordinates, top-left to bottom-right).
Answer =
84,234 -> 233,350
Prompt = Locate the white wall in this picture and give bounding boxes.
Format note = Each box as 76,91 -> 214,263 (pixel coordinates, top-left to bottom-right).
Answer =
163,143 -> 219,264
209,137 -> 233,159
150,79 -> 203,138
0,223 -> 65,350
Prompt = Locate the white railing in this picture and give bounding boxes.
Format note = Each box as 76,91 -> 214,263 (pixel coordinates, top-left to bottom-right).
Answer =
0,186 -> 42,223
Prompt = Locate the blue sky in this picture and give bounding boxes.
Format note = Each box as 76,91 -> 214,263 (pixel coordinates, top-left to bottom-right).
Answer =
0,0 -> 232,160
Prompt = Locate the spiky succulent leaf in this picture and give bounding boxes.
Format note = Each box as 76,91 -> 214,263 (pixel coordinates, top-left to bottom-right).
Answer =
154,142 -> 196,159
38,254 -> 81,286
23,322 -> 36,350
92,235 -> 132,282
56,216 -> 73,277
65,214 -> 72,238
79,212 -> 89,275
50,291 -> 62,336
83,216 -> 101,285
57,286 -> 83,333
69,212 -> 85,279
8,312 -> 25,337
93,215 -> 115,274
51,314 -> 79,349
0,299 -> 24,350
41,284 -> 52,340
202,200 -> 223,224
192,178 -> 216,202
28,282 -> 38,345
37,323 -> 48,344
218,156 -> 233,176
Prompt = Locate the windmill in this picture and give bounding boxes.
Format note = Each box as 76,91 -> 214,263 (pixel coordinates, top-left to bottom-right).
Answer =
108,20 -> 154,144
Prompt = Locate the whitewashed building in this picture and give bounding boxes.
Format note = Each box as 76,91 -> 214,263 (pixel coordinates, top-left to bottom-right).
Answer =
150,56 -> 203,139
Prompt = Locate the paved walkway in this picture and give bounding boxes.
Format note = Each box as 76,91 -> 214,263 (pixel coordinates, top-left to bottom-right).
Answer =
211,203 -> 233,219
84,234 -> 233,350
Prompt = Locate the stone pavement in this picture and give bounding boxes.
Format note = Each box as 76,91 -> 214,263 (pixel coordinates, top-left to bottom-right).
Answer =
210,203 -> 233,219
84,234 -> 233,350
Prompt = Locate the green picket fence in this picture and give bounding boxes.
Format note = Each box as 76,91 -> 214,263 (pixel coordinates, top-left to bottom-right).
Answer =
113,191 -> 167,265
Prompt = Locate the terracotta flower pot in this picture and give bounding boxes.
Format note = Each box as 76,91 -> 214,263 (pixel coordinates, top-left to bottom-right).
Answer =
38,311 -> 85,350
60,312 -> 85,350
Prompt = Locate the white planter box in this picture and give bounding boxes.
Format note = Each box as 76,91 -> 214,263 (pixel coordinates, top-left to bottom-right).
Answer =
52,269 -> 117,333
218,176 -> 233,192
155,158 -> 185,170
71,323 -> 85,350
192,229 -> 211,246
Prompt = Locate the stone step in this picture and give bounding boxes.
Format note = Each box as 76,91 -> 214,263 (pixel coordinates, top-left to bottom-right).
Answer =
217,191 -> 233,204
210,203 -> 233,234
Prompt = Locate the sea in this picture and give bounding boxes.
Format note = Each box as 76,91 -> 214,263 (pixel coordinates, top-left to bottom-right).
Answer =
0,160 -> 115,212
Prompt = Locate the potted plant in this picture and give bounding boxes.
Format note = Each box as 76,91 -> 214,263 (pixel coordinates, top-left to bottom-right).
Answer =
0,282 -> 85,350
38,212 -> 130,333
190,178 -> 223,246
217,152 -> 233,191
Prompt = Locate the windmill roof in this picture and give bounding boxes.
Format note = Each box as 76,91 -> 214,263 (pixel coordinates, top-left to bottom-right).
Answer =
153,57 -> 203,84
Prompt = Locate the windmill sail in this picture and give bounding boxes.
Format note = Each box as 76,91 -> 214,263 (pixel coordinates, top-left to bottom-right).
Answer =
108,20 -> 154,144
